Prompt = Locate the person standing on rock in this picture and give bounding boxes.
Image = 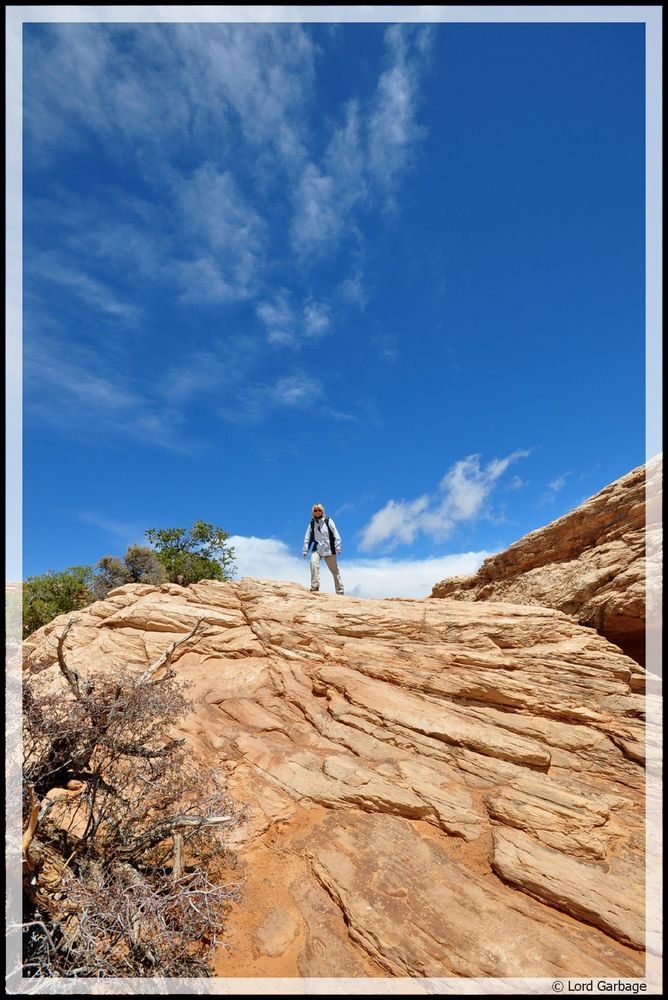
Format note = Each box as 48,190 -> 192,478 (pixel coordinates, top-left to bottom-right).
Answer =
302,503 -> 344,595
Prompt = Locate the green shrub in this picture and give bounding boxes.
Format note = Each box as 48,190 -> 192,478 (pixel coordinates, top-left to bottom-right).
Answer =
22,566 -> 94,638
145,521 -> 236,585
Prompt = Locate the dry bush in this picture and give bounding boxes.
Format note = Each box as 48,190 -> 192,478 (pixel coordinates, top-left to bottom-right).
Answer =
22,621 -> 244,978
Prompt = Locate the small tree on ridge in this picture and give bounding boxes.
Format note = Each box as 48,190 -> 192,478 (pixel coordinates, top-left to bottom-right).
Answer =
93,544 -> 167,599
22,566 -> 94,639
145,521 -> 236,586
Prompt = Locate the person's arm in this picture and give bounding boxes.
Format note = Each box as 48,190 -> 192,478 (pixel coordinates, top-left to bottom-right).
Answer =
329,518 -> 342,554
302,523 -> 312,558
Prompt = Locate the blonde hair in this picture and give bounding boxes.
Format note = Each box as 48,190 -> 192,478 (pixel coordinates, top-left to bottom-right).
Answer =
312,503 -> 325,515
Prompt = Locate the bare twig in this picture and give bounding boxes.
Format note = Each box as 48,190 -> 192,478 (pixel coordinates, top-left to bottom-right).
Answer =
171,814 -> 235,828
22,785 -> 40,870
55,622 -> 82,700
172,831 -> 184,879
136,617 -> 205,686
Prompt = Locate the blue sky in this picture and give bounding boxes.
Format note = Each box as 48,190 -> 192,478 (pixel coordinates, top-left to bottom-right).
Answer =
21,16 -> 647,598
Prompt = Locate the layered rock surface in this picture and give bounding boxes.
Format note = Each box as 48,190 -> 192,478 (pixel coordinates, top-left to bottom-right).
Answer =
431,455 -> 662,667
23,577 -> 648,979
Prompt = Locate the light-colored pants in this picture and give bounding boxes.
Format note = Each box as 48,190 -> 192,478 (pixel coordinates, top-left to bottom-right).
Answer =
310,551 -> 344,594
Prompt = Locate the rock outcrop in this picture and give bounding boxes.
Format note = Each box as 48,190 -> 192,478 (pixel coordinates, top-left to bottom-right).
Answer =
431,455 -> 662,667
23,576 -> 648,979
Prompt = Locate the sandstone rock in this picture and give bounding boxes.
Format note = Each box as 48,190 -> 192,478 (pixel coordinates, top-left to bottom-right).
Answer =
491,826 -> 644,949
431,455 -> 661,667
290,875 -> 378,977
250,906 -> 299,958
302,810 -> 642,977
23,576 -> 647,979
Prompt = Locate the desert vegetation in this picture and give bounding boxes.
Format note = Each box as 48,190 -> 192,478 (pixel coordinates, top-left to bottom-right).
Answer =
22,620 -> 243,977
22,521 -> 236,637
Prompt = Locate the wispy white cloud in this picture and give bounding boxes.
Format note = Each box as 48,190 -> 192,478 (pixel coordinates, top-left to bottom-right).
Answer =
506,475 -> 527,491
291,162 -> 344,253
25,21 -> 432,331
271,374 -> 322,407
29,252 -> 141,322
372,333 -> 399,362
25,336 -> 197,454
25,23 -> 316,172
24,25 -> 117,157
165,337 -> 259,404
257,290 -> 296,344
24,22 -> 434,450
229,534 -> 490,599
338,268 -> 370,309
24,24 -> 316,311
547,473 -> 569,492
174,164 -> 264,254
219,371 -> 323,424
360,450 -> 532,552
172,164 -> 266,303
26,343 -> 138,411
174,23 -> 315,169
29,172 -> 264,310
77,513 -> 147,546
367,25 -> 430,197
26,188 -> 173,292
256,291 -> 332,346
175,255 -> 250,305
291,25 -> 431,256
538,471 -> 572,505
25,181 -> 259,322
303,300 -> 331,339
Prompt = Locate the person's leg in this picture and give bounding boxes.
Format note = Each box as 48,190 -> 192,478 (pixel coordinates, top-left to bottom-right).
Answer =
324,555 -> 344,594
310,551 -> 321,591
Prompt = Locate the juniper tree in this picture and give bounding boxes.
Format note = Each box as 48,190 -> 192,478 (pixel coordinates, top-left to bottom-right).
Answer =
145,521 -> 236,586
22,567 -> 94,639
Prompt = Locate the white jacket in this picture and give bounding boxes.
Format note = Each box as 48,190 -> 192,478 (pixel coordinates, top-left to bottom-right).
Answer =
303,516 -> 341,557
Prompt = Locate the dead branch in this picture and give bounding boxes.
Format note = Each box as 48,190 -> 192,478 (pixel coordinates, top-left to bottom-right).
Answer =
170,815 -> 234,879
172,831 -> 184,879
170,814 -> 235,828
136,617 -> 205,686
55,621 -> 83,700
22,785 -> 40,870
22,637 -> 243,978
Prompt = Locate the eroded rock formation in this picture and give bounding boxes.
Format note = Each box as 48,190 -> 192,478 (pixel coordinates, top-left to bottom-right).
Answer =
23,576 -> 648,979
431,455 -> 662,667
